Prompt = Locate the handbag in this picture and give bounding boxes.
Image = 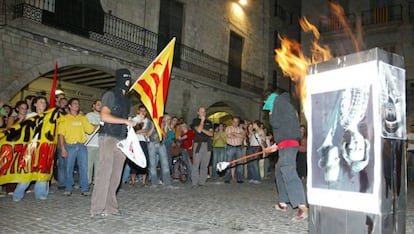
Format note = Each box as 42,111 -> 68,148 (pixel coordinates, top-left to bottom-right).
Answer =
117,126 -> 147,168
170,141 -> 181,157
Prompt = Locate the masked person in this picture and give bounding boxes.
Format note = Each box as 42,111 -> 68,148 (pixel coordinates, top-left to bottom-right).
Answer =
263,91 -> 308,222
90,68 -> 142,218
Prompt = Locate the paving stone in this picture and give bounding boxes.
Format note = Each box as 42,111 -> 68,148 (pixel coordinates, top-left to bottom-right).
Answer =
1,178 -> 413,233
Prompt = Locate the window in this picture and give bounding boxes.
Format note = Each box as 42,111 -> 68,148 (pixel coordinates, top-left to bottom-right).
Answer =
228,31 -> 243,88
158,0 -> 183,67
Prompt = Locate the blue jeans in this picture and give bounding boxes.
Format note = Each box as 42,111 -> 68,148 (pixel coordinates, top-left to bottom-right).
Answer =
275,147 -> 306,207
65,143 -> 89,192
225,145 -> 243,182
13,181 -> 48,200
246,146 -> 261,181
408,150 -> 414,181
181,149 -> 192,179
122,163 -> 131,184
148,142 -> 171,187
212,147 -> 225,178
57,146 -> 67,187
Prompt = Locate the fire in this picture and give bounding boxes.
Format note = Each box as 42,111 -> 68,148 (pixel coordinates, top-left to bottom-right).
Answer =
275,2 -> 358,114
275,17 -> 332,105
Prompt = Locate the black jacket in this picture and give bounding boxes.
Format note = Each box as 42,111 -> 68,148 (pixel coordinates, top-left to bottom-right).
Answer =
269,92 -> 300,144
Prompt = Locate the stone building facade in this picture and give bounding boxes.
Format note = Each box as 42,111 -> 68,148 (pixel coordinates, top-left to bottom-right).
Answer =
0,0 -> 279,124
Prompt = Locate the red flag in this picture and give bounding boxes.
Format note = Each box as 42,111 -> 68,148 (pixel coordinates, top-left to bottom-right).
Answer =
130,38 -> 175,140
49,61 -> 58,108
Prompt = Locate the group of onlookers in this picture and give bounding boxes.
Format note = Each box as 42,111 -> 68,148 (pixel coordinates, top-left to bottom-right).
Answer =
1,75 -> 313,223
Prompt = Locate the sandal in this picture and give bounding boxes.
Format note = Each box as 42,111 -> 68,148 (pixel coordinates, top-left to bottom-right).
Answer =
272,202 -> 288,212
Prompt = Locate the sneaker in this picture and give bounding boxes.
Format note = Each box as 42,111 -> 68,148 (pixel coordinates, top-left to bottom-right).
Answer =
37,196 -> 47,200
248,179 -> 254,183
165,185 -> 179,190
63,191 -> 72,196
292,206 -> 308,222
252,180 -> 261,184
273,202 -> 288,212
237,181 -> 243,184
91,213 -> 108,220
81,191 -> 91,196
13,198 -> 21,202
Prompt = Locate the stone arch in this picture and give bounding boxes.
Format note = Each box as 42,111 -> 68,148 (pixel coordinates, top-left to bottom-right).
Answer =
206,100 -> 247,126
2,54 -> 144,102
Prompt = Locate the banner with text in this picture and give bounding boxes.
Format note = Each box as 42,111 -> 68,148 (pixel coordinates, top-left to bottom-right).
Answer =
0,108 -> 60,185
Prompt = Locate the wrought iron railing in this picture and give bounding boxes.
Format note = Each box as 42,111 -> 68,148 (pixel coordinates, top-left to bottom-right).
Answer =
319,4 -> 404,33
318,13 -> 356,33
11,0 -> 264,94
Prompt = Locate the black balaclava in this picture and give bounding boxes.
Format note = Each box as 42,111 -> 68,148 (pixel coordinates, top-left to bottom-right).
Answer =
115,68 -> 132,91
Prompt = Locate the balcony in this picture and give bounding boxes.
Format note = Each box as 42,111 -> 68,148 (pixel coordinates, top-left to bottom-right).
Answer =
319,4 -> 403,33
318,13 -> 356,33
8,0 -> 264,94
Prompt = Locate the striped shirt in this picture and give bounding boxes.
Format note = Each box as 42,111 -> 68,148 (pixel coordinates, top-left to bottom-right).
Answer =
225,126 -> 244,146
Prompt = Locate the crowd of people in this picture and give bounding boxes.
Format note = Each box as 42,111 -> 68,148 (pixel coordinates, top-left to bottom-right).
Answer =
0,68 -> 311,222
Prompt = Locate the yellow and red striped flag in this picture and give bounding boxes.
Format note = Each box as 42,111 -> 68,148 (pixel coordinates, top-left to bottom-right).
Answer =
129,37 -> 175,140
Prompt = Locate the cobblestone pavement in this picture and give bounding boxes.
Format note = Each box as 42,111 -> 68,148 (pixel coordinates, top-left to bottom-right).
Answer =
1,178 -> 413,234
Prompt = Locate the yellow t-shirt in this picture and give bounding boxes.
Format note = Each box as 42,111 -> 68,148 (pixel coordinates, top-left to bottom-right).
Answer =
213,131 -> 226,148
57,114 -> 95,144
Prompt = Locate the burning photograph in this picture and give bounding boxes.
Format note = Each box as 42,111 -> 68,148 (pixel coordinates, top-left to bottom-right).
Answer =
379,62 -> 406,140
311,86 -> 375,194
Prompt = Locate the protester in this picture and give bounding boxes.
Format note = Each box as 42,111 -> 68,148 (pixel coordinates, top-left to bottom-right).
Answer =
55,96 -> 68,189
164,115 -> 176,172
90,68 -> 140,218
263,90 -> 308,221
5,100 -> 29,195
147,114 -> 175,189
13,96 -> 49,201
58,98 -> 97,196
85,99 -> 102,186
296,124 -> 308,182
224,116 -> 245,184
212,123 -> 226,179
407,124 -> 414,181
191,107 -> 214,186
246,120 -> 265,184
177,122 -> 194,179
132,104 -> 151,187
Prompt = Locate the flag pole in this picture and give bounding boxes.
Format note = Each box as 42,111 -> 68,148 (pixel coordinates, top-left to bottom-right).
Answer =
128,37 -> 176,93
49,61 -> 58,108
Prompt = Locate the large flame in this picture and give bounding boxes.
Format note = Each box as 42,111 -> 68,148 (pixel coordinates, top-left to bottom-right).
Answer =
275,17 -> 332,106
274,2 -> 360,115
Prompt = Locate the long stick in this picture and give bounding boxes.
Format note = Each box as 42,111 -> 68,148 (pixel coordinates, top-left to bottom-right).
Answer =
228,147 -> 274,164
84,125 -> 100,146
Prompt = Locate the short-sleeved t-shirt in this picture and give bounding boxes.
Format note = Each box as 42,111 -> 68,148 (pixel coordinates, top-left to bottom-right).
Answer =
100,89 -> 132,139
57,114 -> 95,144
191,118 -> 213,142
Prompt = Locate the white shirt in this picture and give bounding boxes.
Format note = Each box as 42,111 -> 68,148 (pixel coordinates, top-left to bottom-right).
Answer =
85,111 -> 100,147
